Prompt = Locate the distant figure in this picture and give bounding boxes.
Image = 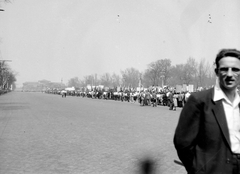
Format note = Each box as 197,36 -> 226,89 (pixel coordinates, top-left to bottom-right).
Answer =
172,92 -> 178,111
177,92 -> 183,107
61,90 -> 67,98
151,91 -> 157,107
168,91 -> 173,110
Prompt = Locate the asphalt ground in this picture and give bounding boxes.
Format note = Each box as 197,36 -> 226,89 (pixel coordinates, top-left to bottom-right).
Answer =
0,92 -> 186,174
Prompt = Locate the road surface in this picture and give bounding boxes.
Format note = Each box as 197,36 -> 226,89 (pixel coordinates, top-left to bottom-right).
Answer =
0,92 -> 185,174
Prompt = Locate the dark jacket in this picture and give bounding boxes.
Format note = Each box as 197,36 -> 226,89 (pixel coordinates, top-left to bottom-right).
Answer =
168,92 -> 173,102
174,88 -> 236,174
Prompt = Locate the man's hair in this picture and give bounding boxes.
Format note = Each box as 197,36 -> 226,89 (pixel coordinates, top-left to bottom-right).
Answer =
215,49 -> 240,68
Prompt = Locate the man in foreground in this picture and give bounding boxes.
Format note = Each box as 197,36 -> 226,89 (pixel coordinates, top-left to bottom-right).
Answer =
174,49 -> 240,174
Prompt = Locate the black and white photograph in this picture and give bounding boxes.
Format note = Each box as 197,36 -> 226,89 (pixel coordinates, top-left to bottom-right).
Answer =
0,0 -> 240,173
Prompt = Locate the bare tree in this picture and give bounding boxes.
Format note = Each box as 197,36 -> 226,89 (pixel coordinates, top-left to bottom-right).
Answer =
111,73 -> 121,87
68,77 -> 81,88
168,64 -> 185,86
100,73 -> 112,87
205,61 -> 216,88
121,67 -> 140,88
143,59 -> 171,86
144,62 -> 160,86
0,62 -> 16,89
196,58 -> 210,87
142,69 -> 155,87
182,57 -> 198,85
83,75 -> 94,87
7,71 -> 17,89
160,59 -> 172,85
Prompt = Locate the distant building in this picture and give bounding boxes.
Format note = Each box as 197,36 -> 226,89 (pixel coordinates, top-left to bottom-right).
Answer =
22,80 -> 65,92
22,82 -> 42,92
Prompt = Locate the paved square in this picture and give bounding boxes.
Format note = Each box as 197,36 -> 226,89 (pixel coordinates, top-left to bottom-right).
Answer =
0,92 -> 186,174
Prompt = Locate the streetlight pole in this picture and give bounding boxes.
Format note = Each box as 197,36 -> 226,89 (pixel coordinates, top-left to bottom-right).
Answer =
161,75 -> 164,88
160,71 -> 165,88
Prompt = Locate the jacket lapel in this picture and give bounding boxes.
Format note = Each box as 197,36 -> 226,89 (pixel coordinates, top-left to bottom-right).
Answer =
212,100 -> 231,149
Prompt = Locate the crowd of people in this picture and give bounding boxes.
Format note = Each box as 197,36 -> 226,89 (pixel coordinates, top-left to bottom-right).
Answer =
45,86 -> 193,110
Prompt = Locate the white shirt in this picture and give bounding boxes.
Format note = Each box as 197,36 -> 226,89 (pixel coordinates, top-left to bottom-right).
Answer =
213,81 -> 240,153
185,92 -> 191,101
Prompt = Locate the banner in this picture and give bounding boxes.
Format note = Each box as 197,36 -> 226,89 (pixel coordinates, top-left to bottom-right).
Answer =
176,85 -> 182,93
188,84 -> 194,92
182,84 -> 187,92
87,85 -> 91,90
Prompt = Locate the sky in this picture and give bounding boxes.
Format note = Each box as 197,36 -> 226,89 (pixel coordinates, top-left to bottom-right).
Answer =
0,0 -> 240,87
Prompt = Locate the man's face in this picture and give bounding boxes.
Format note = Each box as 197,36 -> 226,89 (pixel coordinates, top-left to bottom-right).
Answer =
216,57 -> 240,91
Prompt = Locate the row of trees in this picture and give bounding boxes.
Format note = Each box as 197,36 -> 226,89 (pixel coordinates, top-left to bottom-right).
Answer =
68,57 -> 216,90
0,61 -> 17,90
1,1 -> 17,90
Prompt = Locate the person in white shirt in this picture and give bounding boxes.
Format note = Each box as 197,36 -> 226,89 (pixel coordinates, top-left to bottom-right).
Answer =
174,49 -> 240,174
184,91 -> 191,103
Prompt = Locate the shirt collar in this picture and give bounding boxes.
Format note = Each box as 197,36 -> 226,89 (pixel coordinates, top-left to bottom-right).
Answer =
213,77 -> 240,105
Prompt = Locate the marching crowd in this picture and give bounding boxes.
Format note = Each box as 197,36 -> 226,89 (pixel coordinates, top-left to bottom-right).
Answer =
45,87 -> 192,110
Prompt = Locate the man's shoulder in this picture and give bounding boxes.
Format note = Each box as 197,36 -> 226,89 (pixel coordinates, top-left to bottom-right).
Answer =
191,88 -> 214,100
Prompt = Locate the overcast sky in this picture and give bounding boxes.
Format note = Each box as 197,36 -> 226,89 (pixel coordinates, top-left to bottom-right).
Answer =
0,0 -> 240,87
